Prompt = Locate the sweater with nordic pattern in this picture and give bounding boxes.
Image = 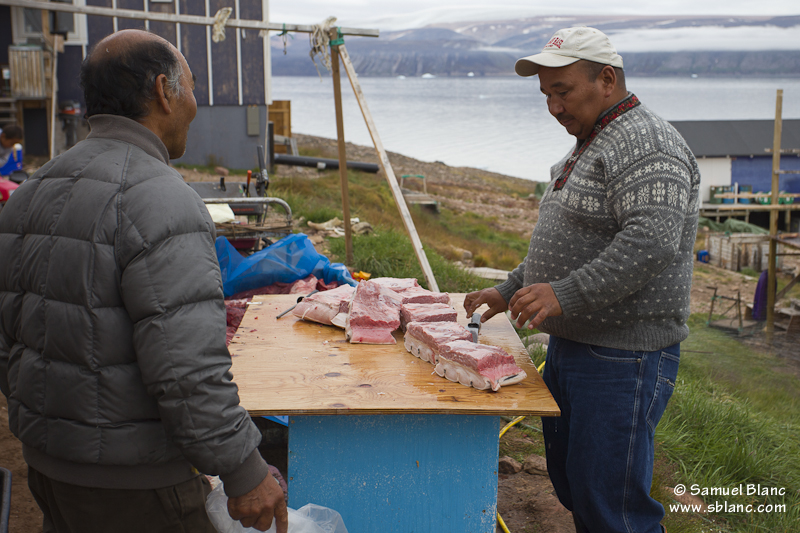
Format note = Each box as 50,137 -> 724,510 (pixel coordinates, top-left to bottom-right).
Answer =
495,98 -> 700,351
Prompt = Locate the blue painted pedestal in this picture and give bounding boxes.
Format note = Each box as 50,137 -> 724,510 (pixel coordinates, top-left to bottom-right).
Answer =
288,414 -> 500,533
230,294 -> 559,532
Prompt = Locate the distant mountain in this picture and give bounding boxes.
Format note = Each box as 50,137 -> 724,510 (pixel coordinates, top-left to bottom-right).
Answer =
271,15 -> 800,77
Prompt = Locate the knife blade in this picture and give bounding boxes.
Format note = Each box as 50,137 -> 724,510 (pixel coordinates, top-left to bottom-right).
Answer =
276,290 -> 319,319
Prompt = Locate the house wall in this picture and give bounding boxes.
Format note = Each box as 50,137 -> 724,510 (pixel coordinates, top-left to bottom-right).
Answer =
731,155 -> 800,197
9,1 -> 270,159
696,156 -> 732,202
57,46 -> 85,104
0,6 -> 13,65
174,105 -> 267,170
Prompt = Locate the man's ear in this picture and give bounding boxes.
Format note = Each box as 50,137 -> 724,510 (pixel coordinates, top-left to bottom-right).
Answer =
599,65 -> 617,97
153,73 -> 172,115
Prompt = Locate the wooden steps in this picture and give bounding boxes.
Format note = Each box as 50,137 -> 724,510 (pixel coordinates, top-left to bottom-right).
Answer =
0,98 -> 19,128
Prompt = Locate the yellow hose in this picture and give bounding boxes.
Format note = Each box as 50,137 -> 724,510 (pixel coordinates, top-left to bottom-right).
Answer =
499,342 -> 547,530
499,416 -> 525,438
497,415 -> 526,532
497,511 -> 511,533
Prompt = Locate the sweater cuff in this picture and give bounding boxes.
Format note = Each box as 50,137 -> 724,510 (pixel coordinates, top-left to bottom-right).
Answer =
494,278 -> 520,304
549,276 -> 584,317
219,449 -> 270,498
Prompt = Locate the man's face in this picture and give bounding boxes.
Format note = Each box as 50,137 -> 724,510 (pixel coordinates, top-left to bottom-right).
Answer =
538,63 -> 609,140
163,50 -> 197,159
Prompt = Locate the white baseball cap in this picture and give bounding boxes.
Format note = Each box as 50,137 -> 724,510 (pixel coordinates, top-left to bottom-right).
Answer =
515,27 -> 623,77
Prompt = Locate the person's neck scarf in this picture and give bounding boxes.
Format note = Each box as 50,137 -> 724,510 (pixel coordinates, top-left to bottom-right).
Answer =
553,93 -> 641,191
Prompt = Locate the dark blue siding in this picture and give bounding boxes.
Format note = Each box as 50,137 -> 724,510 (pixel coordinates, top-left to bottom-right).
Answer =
239,0 -> 266,104
148,1 -> 177,45
86,0 -> 113,46
72,0 -> 266,107
0,6 -> 13,65
732,155 -> 800,199
209,0 -> 238,105
117,0 -> 146,31
180,0 -> 209,106
56,46 -> 84,105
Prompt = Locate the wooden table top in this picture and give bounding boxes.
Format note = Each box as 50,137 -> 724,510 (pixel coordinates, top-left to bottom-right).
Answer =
229,293 -> 560,416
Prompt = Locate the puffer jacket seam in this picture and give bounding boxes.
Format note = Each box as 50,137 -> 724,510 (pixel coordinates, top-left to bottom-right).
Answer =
46,301 -> 123,311
41,176 -> 73,457
136,247 -> 204,446
86,164 -> 128,458
123,170 -> 184,188
100,144 -> 132,464
133,294 -> 222,323
114,146 -> 132,279
8,176 -> 45,235
140,229 -> 216,249
0,176 -> 43,438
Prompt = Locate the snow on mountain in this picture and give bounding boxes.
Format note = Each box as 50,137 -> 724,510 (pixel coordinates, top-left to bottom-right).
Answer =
271,13 -> 800,77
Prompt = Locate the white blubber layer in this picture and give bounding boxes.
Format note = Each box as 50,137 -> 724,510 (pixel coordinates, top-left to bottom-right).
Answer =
403,333 -> 438,364
434,359 -> 527,392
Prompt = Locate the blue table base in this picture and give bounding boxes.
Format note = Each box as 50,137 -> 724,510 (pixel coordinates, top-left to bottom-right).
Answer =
288,414 -> 500,533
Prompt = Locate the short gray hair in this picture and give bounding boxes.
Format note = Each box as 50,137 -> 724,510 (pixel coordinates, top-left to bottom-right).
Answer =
162,59 -> 184,99
82,36 -> 185,119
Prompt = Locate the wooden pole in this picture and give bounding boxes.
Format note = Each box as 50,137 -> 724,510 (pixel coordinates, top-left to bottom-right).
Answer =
330,34 -> 354,265
336,42 -> 440,292
49,35 -> 59,159
40,10 -> 61,160
766,89 -> 783,342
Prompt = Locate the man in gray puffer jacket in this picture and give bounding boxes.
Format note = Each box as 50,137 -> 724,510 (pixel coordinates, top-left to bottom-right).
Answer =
0,30 -> 287,532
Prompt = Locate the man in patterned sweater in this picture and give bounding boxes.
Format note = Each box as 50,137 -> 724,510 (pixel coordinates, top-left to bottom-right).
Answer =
465,27 -> 700,532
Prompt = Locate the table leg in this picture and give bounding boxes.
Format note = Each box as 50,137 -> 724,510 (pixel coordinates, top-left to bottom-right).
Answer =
288,414 -> 500,533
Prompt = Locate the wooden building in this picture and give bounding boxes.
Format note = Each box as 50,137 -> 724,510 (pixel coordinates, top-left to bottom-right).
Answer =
1,0 -> 272,170
670,119 -> 800,203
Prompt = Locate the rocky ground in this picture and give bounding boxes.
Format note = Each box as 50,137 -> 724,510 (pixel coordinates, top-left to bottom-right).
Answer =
5,135 -> 799,532
292,133 -> 542,236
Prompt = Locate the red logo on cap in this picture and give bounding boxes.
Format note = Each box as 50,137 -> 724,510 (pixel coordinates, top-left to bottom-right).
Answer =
546,37 -> 564,49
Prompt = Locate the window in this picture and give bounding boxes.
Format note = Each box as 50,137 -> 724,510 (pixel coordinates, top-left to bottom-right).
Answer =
11,1 -> 88,46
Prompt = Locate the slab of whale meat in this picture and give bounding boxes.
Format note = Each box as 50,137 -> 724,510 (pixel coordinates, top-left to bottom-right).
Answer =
399,303 -> 457,331
292,284 -> 355,327
435,340 -> 527,392
403,321 -> 472,364
345,280 -> 402,344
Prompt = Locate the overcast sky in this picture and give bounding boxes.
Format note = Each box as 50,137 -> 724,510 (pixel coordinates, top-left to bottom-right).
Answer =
270,1 -> 800,29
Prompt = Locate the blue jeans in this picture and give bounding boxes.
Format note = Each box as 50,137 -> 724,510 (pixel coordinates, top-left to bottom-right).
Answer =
541,336 -> 680,533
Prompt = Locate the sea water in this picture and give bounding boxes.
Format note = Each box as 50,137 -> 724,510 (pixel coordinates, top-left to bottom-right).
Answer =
272,76 -> 800,182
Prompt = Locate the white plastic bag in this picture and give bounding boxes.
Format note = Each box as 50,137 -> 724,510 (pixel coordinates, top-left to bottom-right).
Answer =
206,482 -> 349,533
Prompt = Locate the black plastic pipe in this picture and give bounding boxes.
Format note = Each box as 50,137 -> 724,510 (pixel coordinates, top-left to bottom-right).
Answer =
274,154 -> 379,173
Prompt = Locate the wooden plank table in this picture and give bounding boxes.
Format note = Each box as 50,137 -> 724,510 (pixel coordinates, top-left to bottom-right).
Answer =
230,293 -> 559,532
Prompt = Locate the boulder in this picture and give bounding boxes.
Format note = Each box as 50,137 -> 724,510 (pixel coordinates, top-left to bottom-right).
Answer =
498,456 -> 522,474
448,245 -> 473,261
523,455 -> 548,476
528,333 -> 550,345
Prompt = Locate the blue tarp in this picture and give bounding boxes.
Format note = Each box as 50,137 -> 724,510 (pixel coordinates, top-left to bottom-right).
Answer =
215,233 -> 356,297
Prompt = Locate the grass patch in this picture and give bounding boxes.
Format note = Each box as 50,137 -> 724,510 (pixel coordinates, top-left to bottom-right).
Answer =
327,228 -> 496,293
498,422 -> 546,464
174,162 -> 249,176
413,207 -> 530,272
508,313 -> 799,532
269,171 -> 530,272
739,267 -> 759,278
654,314 -> 800,531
